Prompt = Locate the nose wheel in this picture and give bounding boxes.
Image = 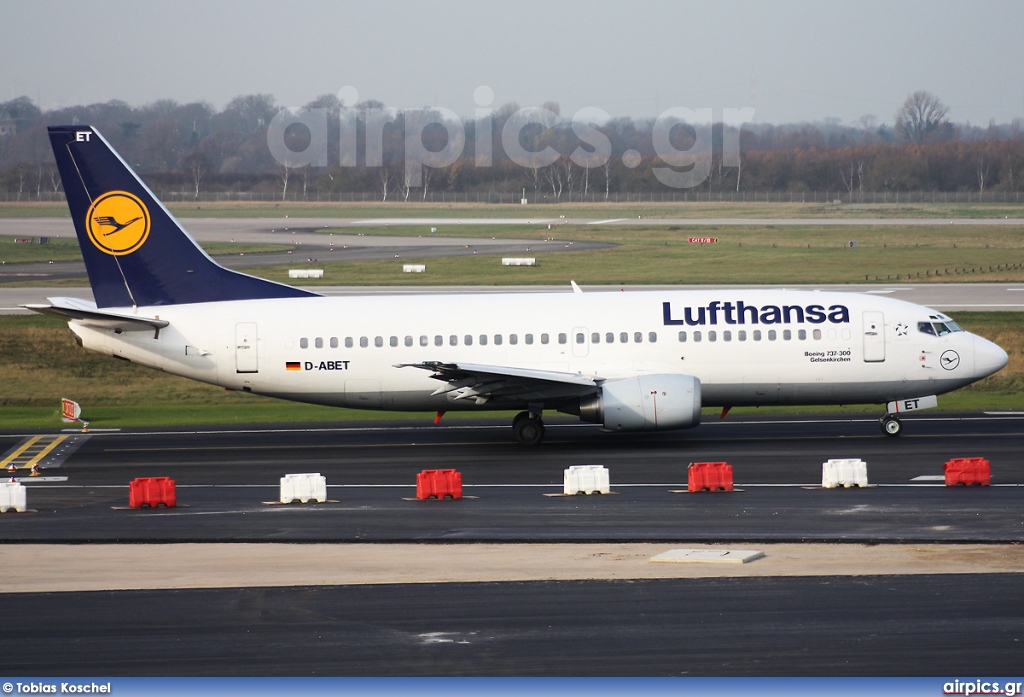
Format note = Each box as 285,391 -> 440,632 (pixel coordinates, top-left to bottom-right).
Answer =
513,410 -> 545,445
881,414 -> 902,437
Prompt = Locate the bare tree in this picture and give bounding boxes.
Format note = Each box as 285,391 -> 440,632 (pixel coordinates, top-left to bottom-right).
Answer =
47,165 -> 61,194
602,159 -> 613,200
421,164 -> 432,201
379,167 -> 392,202
895,91 -> 950,144
279,164 -> 291,200
977,158 -> 989,193
400,165 -> 414,202
13,164 -> 27,201
544,163 -> 563,200
185,150 -> 209,199
559,156 -> 576,200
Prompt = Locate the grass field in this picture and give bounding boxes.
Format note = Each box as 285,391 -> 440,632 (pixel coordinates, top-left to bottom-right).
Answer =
1,312 -> 1021,431
6,220 -> 1024,287
258,222 -> 1024,286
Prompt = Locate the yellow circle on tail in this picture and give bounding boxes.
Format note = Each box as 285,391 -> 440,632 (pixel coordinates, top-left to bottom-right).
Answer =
85,191 -> 151,256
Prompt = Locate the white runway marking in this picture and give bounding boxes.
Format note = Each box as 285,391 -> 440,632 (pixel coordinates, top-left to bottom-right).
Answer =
587,218 -> 626,225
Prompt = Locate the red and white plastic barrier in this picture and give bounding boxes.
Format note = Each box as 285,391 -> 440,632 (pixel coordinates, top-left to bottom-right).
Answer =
280,473 -> 328,503
563,465 -> 610,495
687,462 -> 734,492
822,458 -> 869,488
1,480 -> 27,513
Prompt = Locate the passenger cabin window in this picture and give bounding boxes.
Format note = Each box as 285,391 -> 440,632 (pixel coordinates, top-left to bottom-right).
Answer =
708,331 -> 717,342
449,335 -> 457,346
494,334 -> 503,345
510,334 -> 518,345
375,336 -> 384,347
330,337 -> 339,349
783,330 -> 792,341
591,332 -> 600,344
620,332 -> 628,343
434,335 -> 443,347
360,337 -> 368,348
464,335 -> 473,346
405,336 -> 413,347
693,331 -> 702,342
300,338 -> 309,349
723,330 -> 732,342
390,336 -> 398,347
812,329 -> 821,340
738,330 -> 747,341
558,333 -> 567,344
576,332 -> 585,344
678,331 -> 687,342
798,329 -> 806,340
648,332 -> 657,343
420,336 -> 428,347
315,337 -> 323,349
541,334 -> 550,345
480,335 -> 488,346
525,334 -> 534,345
768,330 -> 777,341
634,332 -> 643,343
753,330 -> 762,341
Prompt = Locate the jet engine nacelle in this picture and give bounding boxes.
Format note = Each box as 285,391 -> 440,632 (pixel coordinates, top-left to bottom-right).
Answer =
579,374 -> 702,432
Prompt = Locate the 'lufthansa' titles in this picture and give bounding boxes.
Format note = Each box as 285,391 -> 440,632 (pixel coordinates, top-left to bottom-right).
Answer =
663,300 -> 850,326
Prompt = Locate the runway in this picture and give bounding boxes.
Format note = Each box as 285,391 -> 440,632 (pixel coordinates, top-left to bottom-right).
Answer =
3,412 -> 1024,543
1,413 -> 1023,675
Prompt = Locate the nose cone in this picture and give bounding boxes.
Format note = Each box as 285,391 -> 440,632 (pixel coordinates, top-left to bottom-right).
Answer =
974,335 -> 1009,378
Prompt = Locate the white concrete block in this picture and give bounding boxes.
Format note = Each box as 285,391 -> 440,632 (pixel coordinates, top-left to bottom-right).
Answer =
822,458 -> 869,488
403,264 -> 426,273
650,548 -> 765,564
280,472 -> 327,503
288,269 -> 324,279
563,465 -> 610,495
0,480 -> 27,513
502,258 -> 536,266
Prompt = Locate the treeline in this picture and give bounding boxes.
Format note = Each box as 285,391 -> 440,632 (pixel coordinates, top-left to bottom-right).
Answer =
1,93 -> 1023,199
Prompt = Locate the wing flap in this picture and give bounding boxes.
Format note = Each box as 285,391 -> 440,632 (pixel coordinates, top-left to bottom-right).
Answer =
396,361 -> 599,404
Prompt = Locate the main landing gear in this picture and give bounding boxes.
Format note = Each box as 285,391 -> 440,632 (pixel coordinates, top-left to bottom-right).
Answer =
513,410 -> 545,446
881,413 -> 903,437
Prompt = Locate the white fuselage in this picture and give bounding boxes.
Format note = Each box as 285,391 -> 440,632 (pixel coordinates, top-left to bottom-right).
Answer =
66,288 -> 1006,415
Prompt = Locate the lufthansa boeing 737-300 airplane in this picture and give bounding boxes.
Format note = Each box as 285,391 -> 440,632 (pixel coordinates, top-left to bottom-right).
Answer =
27,125 -> 1009,444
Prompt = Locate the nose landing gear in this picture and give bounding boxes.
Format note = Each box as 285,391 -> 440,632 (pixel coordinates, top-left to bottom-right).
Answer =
881,413 -> 902,437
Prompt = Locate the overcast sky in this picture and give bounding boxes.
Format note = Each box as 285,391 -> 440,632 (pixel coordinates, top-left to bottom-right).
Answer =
2,0 -> 1022,126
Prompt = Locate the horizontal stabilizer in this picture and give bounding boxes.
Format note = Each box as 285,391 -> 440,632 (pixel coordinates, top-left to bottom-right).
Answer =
24,297 -> 168,332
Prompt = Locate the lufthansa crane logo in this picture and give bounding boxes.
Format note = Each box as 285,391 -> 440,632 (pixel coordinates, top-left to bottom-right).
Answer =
940,350 -> 960,371
85,191 -> 151,256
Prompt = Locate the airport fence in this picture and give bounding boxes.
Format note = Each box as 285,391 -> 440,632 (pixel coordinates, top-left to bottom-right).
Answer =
4,190 -> 1024,204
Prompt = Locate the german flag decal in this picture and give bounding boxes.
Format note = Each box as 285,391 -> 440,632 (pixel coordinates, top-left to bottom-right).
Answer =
286,362 -> 301,371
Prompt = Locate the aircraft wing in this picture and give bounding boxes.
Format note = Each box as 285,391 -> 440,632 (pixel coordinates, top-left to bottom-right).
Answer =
24,297 -> 169,332
396,361 -> 599,405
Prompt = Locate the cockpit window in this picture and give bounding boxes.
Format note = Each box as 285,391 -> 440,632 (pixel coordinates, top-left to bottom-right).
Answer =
919,320 -> 964,337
